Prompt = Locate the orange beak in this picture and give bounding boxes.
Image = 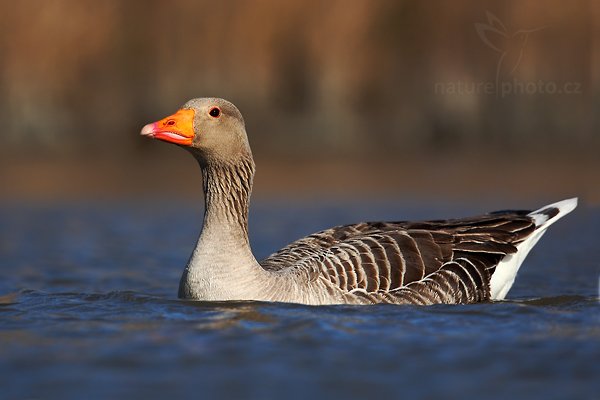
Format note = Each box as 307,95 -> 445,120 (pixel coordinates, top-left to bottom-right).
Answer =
140,109 -> 196,146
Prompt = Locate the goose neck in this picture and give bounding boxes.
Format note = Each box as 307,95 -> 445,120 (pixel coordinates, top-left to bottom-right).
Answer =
200,156 -> 255,244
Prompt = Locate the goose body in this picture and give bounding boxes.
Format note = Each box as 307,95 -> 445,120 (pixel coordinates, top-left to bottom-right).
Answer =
141,97 -> 577,305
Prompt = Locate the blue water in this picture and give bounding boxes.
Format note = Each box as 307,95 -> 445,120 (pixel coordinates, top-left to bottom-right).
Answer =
1,200 -> 598,399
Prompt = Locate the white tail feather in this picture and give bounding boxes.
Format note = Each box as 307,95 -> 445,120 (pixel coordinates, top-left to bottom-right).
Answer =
490,198 -> 578,300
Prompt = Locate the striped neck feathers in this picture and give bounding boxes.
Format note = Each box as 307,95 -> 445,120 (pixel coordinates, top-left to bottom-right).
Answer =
199,154 -> 255,244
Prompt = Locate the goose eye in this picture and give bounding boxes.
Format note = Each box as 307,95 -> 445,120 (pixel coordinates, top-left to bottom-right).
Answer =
209,107 -> 221,118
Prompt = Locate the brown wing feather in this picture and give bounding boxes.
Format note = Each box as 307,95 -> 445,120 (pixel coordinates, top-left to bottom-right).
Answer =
260,211 -> 537,304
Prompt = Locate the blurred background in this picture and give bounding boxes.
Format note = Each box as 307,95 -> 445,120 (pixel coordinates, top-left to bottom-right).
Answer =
0,0 -> 598,203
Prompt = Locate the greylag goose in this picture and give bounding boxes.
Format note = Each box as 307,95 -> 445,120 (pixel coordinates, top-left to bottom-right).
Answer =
141,97 -> 577,305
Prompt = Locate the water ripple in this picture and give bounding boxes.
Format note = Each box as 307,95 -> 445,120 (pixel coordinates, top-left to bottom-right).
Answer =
1,203 -> 599,399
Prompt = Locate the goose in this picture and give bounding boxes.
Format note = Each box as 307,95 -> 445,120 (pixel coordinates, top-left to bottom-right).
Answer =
140,97 -> 577,305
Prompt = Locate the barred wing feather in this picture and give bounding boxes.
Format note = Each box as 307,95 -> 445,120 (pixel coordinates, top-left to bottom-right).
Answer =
261,212 -> 536,304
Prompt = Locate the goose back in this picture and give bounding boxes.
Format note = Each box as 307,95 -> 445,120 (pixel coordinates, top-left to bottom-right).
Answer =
260,211 -> 536,304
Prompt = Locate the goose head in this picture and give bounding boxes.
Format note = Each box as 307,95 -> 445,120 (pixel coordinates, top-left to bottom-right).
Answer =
141,97 -> 250,165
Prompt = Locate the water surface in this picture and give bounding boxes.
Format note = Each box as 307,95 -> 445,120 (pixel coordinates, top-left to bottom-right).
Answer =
1,201 -> 598,399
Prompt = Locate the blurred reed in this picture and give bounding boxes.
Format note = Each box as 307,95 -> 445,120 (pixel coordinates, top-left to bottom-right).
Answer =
0,0 -> 598,201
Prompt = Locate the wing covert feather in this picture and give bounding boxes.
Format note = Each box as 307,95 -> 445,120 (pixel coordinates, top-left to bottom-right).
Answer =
260,212 -> 536,303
